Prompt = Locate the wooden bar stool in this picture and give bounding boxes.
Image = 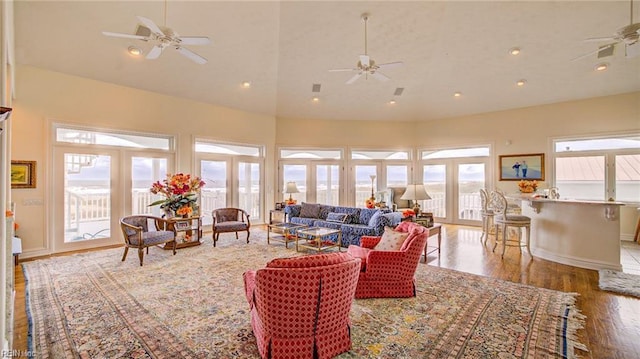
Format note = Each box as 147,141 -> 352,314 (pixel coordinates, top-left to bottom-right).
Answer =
634,207 -> 640,243
490,190 -> 532,258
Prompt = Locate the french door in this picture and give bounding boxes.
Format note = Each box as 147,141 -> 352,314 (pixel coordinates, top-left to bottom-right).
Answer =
422,159 -> 488,225
352,162 -> 409,207
52,147 -> 173,252
199,157 -> 263,225
279,161 -> 343,205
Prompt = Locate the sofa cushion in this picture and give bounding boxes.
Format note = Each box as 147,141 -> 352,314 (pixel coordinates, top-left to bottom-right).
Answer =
375,226 -> 409,251
318,205 -> 334,220
310,220 -> 342,231
290,217 -> 318,226
367,210 -> 382,227
333,206 -> 361,224
326,212 -> 348,223
359,208 -> 379,226
300,202 -> 321,218
266,252 -> 353,269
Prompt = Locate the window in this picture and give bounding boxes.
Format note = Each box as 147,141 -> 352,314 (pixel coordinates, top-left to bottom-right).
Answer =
553,134 -> 640,202
279,148 -> 344,206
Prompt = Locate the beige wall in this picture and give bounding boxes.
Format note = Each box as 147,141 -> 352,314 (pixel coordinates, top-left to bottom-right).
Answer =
10,65 -> 640,255
12,65 -> 276,255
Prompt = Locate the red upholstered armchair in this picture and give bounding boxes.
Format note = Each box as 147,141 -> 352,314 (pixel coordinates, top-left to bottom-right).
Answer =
346,221 -> 428,298
243,252 -> 360,359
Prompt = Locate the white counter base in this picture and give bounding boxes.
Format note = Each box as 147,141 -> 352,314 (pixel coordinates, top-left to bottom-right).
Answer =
521,199 -> 623,271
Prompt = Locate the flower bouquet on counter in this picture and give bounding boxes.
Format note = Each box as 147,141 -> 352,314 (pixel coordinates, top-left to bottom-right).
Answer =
517,180 -> 538,193
402,209 -> 416,220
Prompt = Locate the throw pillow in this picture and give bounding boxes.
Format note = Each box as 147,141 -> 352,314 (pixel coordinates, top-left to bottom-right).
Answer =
367,210 -> 382,227
374,226 -> 409,251
326,212 -> 349,223
299,202 -> 321,218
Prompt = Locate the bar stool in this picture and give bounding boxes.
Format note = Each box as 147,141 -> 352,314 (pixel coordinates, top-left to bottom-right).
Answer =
634,207 -> 640,243
491,190 -> 532,258
479,189 -> 494,244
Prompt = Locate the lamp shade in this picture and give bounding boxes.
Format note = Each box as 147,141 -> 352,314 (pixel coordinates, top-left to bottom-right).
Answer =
284,181 -> 300,194
400,184 -> 431,201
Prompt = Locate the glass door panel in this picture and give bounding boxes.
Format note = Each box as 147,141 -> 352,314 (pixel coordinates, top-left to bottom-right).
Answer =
355,165 -> 377,207
132,157 -> 167,216
423,164 -> 446,218
316,164 -> 340,206
283,164 -> 307,203
239,161 -> 261,221
201,160 -> 228,226
64,153 -> 111,243
386,165 -> 408,187
457,163 -> 485,222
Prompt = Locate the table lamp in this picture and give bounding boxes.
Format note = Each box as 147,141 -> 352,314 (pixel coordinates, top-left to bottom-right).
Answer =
284,181 -> 300,205
401,184 -> 431,216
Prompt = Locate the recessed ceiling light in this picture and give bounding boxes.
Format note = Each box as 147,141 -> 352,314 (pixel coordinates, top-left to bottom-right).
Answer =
389,100 -> 396,105
516,79 -> 526,87
453,92 -> 462,97
595,63 -> 608,71
127,46 -> 141,56
312,97 -> 320,103
242,81 -> 251,88
509,47 -> 521,56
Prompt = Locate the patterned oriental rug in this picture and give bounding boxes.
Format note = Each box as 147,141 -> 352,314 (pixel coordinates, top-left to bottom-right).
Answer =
24,230 -> 588,358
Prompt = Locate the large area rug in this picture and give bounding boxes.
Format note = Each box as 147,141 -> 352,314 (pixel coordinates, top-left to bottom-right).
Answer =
599,269 -> 640,298
24,230 -> 587,358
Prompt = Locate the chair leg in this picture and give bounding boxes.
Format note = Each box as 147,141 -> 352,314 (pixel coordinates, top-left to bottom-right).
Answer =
246,230 -> 250,243
172,241 -> 177,256
138,248 -> 144,266
526,226 -> 532,257
501,225 -> 508,259
235,232 -> 239,239
492,224 -> 499,252
146,247 -> 149,254
480,217 -> 486,243
121,247 -> 129,262
213,233 -> 218,247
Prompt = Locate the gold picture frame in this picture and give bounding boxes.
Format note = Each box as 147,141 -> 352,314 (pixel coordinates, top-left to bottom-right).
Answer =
499,153 -> 545,181
11,160 -> 37,189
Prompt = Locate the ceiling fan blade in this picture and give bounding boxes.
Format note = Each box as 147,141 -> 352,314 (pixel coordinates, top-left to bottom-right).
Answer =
570,43 -> 616,61
176,47 -> 208,64
371,71 -> 390,82
359,55 -> 370,67
626,42 -> 640,58
329,68 -> 357,72
102,31 -> 147,40
136,16 -> 165,36
377,61 -> 404,69
179,36 -> 211,45
346,72 -> 363,85
584,36 -> 617,42
146,45 -> 163,60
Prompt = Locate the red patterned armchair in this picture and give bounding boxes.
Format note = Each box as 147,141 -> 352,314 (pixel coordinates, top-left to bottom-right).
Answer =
346,221 -> 428,298
243,252 -> 360,359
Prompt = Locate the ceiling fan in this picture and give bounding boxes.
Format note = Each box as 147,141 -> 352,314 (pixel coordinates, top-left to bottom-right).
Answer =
329,13 -> 403,84
572,0 -> 640,61
102,3 -> 211,64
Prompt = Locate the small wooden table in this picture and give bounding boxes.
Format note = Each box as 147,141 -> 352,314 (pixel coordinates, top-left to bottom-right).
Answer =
157,216 -> 203,250
422,223 -> 442,262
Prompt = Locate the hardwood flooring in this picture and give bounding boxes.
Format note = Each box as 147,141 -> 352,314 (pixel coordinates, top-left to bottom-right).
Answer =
11,225 -> 640,358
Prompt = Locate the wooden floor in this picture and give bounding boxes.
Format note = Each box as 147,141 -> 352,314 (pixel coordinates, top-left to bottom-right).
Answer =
11,225 -> 640,358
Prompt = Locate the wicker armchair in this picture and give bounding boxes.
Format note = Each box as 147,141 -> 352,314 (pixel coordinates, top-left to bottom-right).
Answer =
119,215 -> 176,266
212,208 -> 251,247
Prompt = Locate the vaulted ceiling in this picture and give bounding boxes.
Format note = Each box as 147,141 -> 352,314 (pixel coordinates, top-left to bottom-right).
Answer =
14,0 -> 640,122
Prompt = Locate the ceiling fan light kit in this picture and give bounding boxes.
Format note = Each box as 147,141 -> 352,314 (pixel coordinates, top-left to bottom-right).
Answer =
329,13 -> 403,84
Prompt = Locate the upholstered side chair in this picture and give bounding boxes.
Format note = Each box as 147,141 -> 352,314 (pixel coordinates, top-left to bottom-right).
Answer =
119,215 -> 176,266
243,252 -> 360,359
347,221 -> 428,298
212,208 -> 251,247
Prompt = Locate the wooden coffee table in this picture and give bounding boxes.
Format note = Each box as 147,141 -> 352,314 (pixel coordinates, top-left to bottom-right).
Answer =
295,227 -> 342,252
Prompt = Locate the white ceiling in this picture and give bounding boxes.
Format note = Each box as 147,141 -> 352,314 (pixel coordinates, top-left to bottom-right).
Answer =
13,0 -> 640,122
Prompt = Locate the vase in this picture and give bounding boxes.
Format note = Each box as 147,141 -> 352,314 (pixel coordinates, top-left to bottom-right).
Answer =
163,208 -> 176,219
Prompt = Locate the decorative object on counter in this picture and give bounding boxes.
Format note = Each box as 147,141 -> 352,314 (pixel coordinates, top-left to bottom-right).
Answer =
548,187 -> 560,199
366,175 -> 377,208
401,184 -> 431,216
402,209 -> 416,221
518,180 -> 538,193
149,173 -> 205,218
499,153 -> 545,181
284,181 -> 300,205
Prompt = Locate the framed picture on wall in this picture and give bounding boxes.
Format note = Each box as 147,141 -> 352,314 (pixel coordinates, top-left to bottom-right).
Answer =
499,153 -> 545,181
11,160 -> 37,189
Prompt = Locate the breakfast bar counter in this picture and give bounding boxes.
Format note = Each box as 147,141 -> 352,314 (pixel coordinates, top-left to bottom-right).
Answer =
519,197 -> 625,270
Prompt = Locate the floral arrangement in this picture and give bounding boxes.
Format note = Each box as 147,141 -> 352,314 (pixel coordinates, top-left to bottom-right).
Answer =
402,209 -> 416,218
518,180 -> 538,193
365,198 -> 376,209
149,173 -> 205,217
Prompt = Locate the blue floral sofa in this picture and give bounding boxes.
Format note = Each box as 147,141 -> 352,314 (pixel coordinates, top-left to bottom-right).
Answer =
284,203 -> 401,247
